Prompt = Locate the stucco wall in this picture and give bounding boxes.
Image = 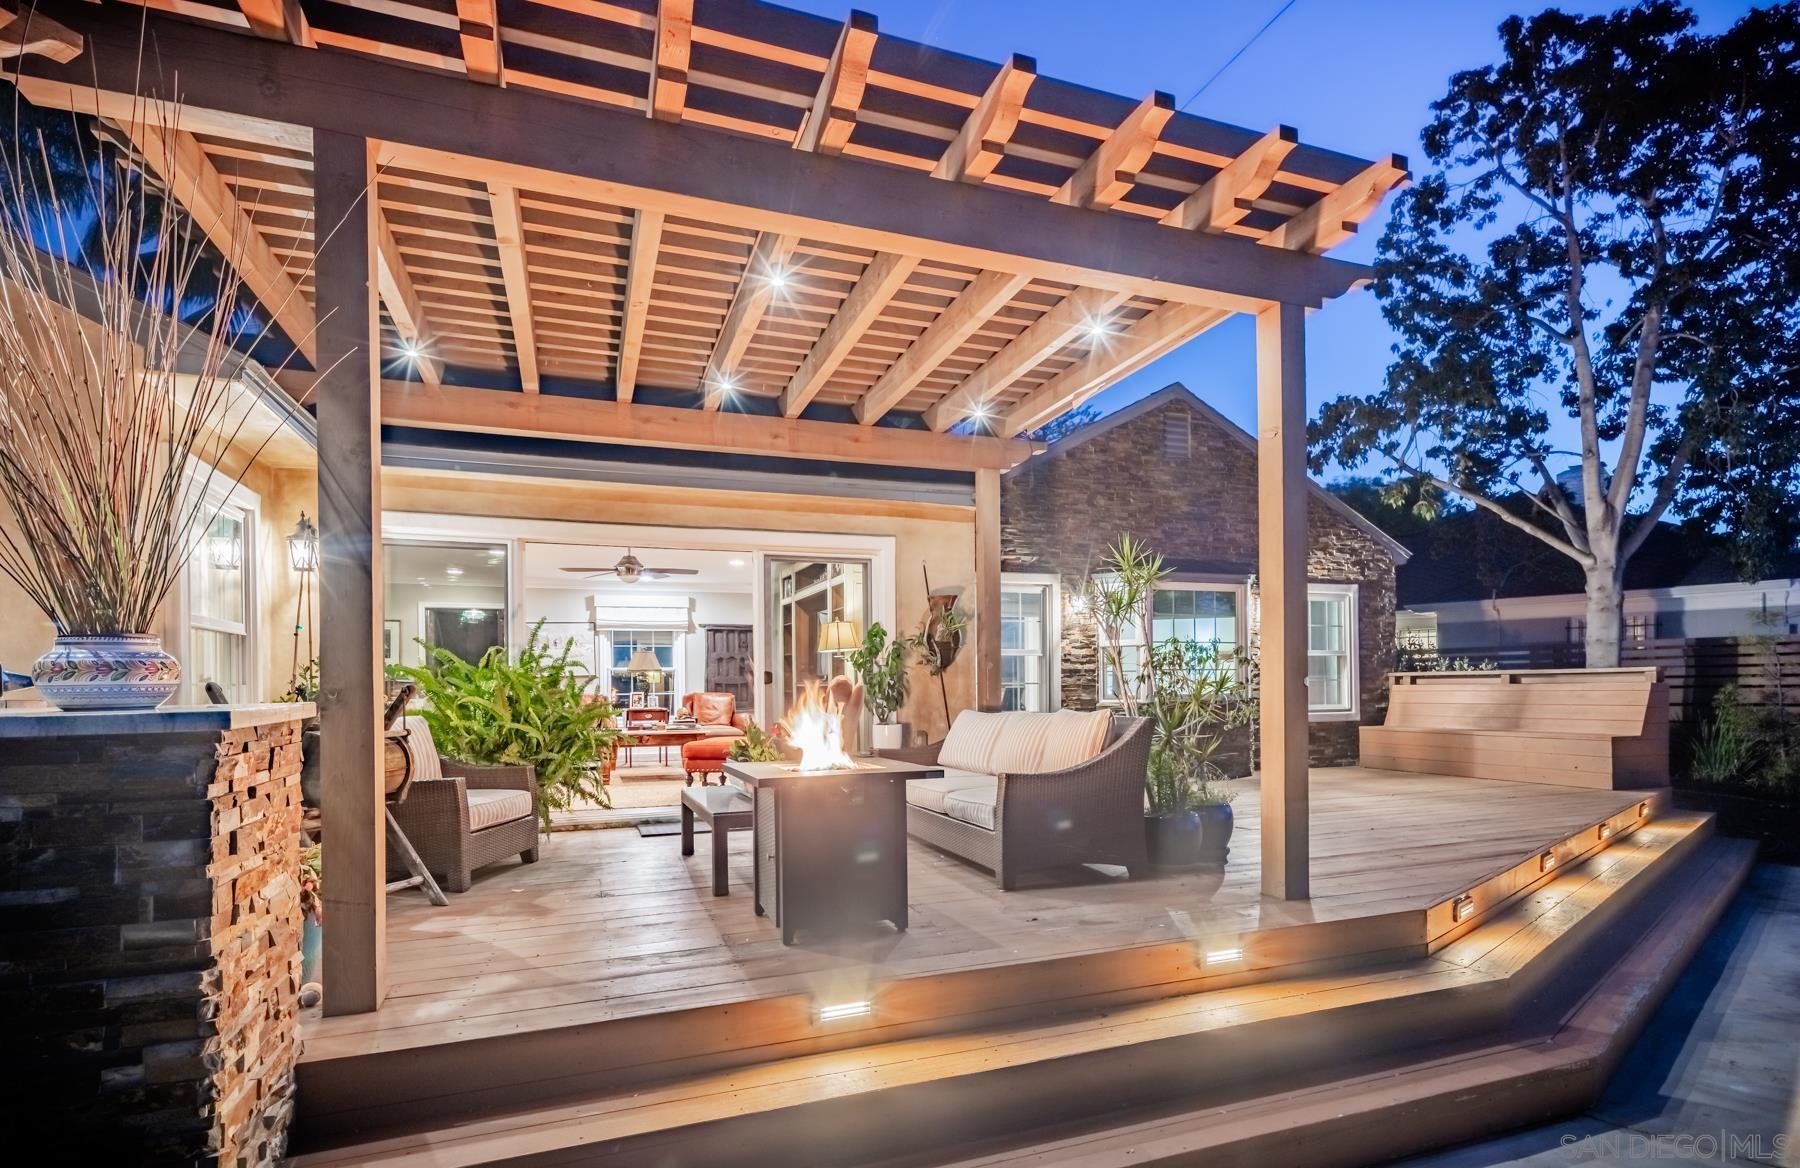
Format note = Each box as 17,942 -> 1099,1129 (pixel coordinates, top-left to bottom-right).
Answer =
1001,391 -> 1399,768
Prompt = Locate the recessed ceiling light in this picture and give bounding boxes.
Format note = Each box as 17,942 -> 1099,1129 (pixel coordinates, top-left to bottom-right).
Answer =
765,265 -> 790,291
445,566 -> 465,577
400,339 -> 427,360
728,558 -> 747,567
1081,316 -> 1114,343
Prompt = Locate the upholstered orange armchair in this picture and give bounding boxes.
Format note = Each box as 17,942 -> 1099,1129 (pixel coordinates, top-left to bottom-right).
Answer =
680,692 -> 751,786
683,692 -> 751,734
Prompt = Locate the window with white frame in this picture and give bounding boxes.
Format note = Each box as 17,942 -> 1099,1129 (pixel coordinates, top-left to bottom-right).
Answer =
1306,585 -> 1358,716
999,580 -> 1054,711
1101,583 -> 1241,702
180,488 -> 258,704
608,628 -> 677,710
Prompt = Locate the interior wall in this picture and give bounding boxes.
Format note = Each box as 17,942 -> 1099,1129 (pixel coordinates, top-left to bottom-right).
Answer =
385,467 -> 978,744
526,585 -> 754,700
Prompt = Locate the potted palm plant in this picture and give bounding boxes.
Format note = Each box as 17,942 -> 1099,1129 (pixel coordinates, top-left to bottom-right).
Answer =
1142,640 -> 1257,870
849,621 -> 909,750
0,100 -> 309,710
1086,535 -> 1168,717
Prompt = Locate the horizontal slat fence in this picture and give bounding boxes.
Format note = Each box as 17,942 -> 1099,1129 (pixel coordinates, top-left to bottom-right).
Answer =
1408,636 -> 1800,724
1623,636 -> 1800,724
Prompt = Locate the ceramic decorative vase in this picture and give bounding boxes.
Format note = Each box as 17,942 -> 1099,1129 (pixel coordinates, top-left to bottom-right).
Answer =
31,634 -> 181,712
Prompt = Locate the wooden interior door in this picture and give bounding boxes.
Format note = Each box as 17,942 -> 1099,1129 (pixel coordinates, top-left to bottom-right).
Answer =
703,624 -> 754,709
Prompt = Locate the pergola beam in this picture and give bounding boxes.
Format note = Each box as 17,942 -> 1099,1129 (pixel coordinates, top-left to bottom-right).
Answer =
701,231 -> 797,408
373,222 -> 443,384
795,10 -> 876,156
16,9 -> 1377,313
486,183 -> 540,392
650,0 -> 693,122
1052,92 -> 1175,210
234,0 -> 312,47
1260,154 -> 1409,254
855,270 -> 1030,426
932,54 -> 1035,184
453,0 -> 503,86
780,251 -> 917,418
1162,125 -> 1299,234
377,380 -> 1039,472
0,4 -> 81,62
615,208 -> 664,403
1000,302 -> 1226,437
924,286 -> 1133,432
111,117 -> 319,364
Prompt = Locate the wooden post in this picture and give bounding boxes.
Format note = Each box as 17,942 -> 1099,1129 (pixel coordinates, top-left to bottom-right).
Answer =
974,468 -> 1003,712
1256,302 -> 1309,901
314,129 -> 387,1014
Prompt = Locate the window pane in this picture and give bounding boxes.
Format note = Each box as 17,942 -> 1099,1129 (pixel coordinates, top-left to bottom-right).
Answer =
1001,584 -> 1050,712
384,542 -> 508,669
1307,653 -> 1343,708
191,511 -> 245,625
190,628 -> 245,698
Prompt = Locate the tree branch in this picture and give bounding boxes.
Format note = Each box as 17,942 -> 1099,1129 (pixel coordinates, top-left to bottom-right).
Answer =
1379,447 -> 1593,565
1618,429 -> 1696,562
1607,211 -> 1668,516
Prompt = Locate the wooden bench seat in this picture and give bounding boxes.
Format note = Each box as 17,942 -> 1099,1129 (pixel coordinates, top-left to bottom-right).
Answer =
1361,668 -> 1670,790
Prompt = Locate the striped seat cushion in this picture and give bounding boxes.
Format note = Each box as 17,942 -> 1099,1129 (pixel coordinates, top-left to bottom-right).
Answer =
1036,709 -> 1113,772
939,709 -> 1112,776
466,788 -> 532,831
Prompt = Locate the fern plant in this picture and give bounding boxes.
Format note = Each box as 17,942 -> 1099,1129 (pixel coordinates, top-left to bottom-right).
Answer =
388,620 -> 621,825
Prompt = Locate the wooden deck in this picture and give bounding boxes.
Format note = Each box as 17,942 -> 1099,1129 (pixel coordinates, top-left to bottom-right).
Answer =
300,767 -> 1651,1065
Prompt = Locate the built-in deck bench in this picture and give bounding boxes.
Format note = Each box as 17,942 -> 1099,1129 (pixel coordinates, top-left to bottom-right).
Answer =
1360,667 -> 1670,790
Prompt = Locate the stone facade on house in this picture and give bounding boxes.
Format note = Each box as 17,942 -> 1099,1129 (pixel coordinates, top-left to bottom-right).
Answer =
1001,384 -> 1403,769
0,707 -> 310,1166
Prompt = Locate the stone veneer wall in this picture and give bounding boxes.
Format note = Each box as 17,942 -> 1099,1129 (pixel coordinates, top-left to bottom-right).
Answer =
1003,392 -> 1399,768
0,711 -> 308,1166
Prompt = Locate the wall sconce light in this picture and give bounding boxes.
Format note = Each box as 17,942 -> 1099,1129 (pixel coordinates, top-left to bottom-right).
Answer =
287,512 -> 319,574
207,530 -> 243,572
1637,801 -> 1650,819
1452,894 -> 1475,922
1203,946 -> 1244,966
1598,822 -> 1615,842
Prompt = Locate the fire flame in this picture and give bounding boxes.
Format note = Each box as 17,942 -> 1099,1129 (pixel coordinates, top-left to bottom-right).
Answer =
780,680 -> 855,773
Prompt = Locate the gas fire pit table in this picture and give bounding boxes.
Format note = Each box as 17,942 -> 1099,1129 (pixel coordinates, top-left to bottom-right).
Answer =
722,757 -> 942,945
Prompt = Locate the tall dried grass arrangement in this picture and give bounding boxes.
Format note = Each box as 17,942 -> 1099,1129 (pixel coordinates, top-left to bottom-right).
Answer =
0,94 -> 312,637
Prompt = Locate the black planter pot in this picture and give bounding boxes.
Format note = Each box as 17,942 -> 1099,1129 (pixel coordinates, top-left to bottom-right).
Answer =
1145,804 -> 1234,872
300,728 -> 323,808
1197,802 -> 1234,868
1145,810 -> 1203,870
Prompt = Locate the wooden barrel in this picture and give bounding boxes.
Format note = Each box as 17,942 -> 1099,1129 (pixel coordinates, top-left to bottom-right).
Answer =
384,729 -> 411,796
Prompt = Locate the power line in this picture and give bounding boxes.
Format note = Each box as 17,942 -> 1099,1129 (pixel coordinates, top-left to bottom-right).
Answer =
1177,0 -> 1303,112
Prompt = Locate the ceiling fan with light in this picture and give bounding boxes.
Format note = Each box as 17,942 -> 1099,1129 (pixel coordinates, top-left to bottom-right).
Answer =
561,548 -> 700,585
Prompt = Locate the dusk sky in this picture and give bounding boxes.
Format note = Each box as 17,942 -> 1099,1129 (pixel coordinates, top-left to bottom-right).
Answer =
785,0 -> 1761,479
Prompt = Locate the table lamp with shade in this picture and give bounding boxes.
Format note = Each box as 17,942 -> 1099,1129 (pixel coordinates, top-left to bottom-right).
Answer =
625,647 -> 665,709
818,619 -> 863,654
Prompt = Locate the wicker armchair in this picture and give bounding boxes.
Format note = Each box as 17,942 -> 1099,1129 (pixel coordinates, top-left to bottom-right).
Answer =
882,715 -> 1152,889
388,756 -> 541,893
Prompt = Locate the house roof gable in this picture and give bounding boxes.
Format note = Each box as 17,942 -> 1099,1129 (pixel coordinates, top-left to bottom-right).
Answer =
1013,383 -> 1412,564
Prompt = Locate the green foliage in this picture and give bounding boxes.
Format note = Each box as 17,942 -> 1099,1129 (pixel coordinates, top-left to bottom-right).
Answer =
907,602 -> 967,677
727,720 -> 785,763
298,843 -> 323,924
1086,534 -> 1169,717
1687,685 -> 1764,786
278,659 -> 320,704
1310,2 -> 1800,656
848,621 -> 909,724
388,620 -> 621,826
1143,640 -> 1257,814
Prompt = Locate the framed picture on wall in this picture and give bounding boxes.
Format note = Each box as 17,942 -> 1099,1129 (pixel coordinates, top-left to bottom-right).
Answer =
382,619 -> 402,666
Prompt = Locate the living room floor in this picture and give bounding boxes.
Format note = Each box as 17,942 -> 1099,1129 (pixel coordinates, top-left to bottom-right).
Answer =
303,767 -> 1647,1063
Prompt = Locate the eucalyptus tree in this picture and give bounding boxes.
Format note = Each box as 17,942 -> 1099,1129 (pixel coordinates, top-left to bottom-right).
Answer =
1311,2 -> 1800,665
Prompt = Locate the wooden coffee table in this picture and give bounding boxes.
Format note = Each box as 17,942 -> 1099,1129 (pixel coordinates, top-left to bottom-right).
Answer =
612,726 -> 710,778
723,757 -> 942,945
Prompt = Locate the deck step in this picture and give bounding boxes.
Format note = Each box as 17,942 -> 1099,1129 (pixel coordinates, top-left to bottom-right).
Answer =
922,833 -> 1757,1168
288,813 -> 1729,1168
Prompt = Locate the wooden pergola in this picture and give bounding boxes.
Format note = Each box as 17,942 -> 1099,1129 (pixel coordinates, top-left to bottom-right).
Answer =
12,0 -> 1407,1016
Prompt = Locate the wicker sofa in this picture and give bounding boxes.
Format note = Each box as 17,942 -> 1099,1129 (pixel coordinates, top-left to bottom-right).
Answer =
881,709 -> 1152,889
386,716 -> 541,893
